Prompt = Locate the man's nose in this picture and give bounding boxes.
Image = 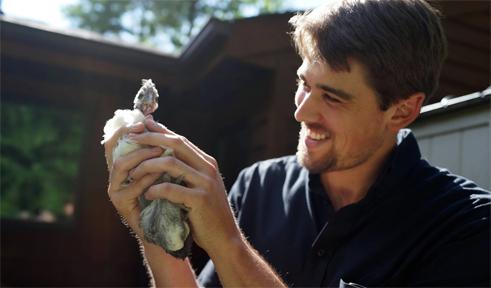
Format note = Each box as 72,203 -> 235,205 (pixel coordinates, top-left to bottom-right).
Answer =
294,91 -> 319,123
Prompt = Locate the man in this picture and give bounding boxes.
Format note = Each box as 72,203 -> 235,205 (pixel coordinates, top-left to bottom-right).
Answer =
104,0 -> 490,286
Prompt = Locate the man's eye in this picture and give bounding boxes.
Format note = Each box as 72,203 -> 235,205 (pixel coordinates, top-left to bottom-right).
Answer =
323,93 -> 341,103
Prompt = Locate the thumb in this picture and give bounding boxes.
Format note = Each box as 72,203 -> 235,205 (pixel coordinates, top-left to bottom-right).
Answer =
144,119 -> 176,135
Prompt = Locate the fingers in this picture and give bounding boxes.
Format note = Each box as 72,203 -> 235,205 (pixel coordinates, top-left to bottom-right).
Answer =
129,156 -> 207,188
109,172 -> 161,201
130,130 -> 215,176
144,119 -> 218,169
144,118 -> 173,134
126,172 -> 162,198
109,146 -> 163,190
103,122 -> 146,168
145,182 -> 201,209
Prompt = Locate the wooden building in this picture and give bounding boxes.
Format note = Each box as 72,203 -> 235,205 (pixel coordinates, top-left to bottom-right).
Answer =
411,88 -> 491,190
1,1 -> 489,286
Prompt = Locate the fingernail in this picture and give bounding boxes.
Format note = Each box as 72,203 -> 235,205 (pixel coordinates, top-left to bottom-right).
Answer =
128,133 -> 138,139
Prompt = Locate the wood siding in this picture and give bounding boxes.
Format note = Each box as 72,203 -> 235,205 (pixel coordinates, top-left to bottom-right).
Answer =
411,104 -> 491,189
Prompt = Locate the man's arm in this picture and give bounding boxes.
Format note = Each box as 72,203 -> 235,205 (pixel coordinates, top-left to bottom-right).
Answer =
140,240 -> 198,287
140,226 -> 283,288
134,119 -> 286,287
104,120 -> 286,287
209,235 -> 285,287
408,230 -> 490,286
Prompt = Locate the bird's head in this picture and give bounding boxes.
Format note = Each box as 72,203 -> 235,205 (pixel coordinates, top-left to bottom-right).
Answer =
133,79 -> 159,116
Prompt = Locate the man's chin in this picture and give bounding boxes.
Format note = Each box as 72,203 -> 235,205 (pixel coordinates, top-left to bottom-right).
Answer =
296,150 -> 335,174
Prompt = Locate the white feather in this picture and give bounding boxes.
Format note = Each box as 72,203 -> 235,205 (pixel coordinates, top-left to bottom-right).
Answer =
102,109 -> 145,144
113,136 -> 142,163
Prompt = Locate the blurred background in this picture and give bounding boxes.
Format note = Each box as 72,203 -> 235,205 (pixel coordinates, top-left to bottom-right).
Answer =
0,0 -> 489,286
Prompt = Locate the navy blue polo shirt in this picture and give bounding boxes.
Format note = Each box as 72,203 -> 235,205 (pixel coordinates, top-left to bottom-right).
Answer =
198,129 -> 490,287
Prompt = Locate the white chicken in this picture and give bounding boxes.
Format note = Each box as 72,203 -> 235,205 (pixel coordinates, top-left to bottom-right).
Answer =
102,79 -> 192,259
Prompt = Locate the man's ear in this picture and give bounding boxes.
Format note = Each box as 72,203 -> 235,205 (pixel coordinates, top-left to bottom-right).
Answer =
387,92 -> 425,132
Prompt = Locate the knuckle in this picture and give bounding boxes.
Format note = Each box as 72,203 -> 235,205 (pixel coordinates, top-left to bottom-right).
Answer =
162,156 -> 176,169
205,167 -> 217,178
177,135 -> 187,145
180,135 -> 190,144
205,164 -> 219,178
195,188 -> 209,206
159,182 -> 170,192
159,182 -> 173,194
168,136 -> 181,146
210,158 -> 218,169
155,182 -> 168,192
166,155 -> 177,165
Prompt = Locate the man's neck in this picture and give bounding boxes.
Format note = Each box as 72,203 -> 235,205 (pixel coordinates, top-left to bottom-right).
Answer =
320,136 -> 397,211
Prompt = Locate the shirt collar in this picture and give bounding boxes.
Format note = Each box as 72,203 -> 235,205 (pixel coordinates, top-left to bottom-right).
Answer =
307,129 -> 422,250
369,129 -> 422,200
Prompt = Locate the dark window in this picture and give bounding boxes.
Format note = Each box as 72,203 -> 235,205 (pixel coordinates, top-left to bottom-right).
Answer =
1,102 -> 84,223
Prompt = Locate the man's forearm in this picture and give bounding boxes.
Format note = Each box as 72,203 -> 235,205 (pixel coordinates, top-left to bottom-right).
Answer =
140,239 -> 198,287
209,236 -> 287,287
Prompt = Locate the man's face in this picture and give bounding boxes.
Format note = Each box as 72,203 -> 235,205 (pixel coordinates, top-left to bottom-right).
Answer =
295,59 -> 392,173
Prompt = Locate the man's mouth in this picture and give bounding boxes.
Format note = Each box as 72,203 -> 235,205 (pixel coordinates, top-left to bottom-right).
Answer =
301,125 -> 331,150
307,128 -> 329,141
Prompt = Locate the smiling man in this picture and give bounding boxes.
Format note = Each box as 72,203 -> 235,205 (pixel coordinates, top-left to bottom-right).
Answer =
104,0 -> 490,287
294,60 -> 399,210
198,0 -> 490,286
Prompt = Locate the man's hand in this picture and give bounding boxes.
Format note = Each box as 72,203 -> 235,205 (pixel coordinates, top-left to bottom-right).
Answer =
103,121 -> 163,237
127,119 -> 242,255
104,119 -> 285,287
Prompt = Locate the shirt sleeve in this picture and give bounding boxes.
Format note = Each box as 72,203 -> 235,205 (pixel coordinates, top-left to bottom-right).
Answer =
406,194 -> 490,287
197,260 -> 220,287
197,167 -> 252,287
407,229 -> 490,286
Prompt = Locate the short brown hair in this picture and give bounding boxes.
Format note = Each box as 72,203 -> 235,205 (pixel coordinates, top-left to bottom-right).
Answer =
289,0 -> 447,110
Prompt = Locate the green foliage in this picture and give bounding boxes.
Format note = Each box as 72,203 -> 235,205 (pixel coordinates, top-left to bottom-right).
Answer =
62,0 -> 284,52
0,103 -> 84,221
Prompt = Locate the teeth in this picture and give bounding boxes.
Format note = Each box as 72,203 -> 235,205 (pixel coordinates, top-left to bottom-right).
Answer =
307,129 -> 328,140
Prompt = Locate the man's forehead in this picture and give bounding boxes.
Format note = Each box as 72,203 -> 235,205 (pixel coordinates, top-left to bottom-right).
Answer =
297,59 -> 352,79
297,60 -> 329,75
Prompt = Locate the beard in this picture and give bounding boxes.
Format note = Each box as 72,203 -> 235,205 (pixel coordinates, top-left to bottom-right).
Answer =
296,123 -> 386,174
296,147 -> 336,174
296,124 -> 337,173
